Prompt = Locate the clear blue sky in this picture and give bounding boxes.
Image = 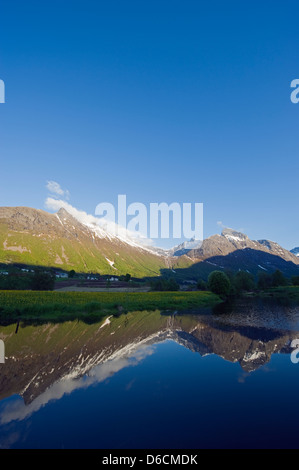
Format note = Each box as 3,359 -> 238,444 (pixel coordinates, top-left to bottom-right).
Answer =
0,0 -> 298,249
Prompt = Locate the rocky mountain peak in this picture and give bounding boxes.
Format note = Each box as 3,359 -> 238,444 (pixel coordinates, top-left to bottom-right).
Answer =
221,227 -> 248,242
56,207 -> 82,228
57,207 -> 69,217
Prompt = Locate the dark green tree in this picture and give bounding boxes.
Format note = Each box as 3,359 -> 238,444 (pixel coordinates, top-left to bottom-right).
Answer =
68,269 -> 76,278
31,271 -> 55,291
0,274 -> 32,290
208,271 -> 231,296
271,270 -> 287,287
197,279 -> 207,291
167,278 -> 180,291
150,278 -> 179,291
257,272 -> 273,290
234,271 -> 255,292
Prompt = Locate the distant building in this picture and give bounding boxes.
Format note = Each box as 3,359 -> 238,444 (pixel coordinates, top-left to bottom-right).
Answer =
55,272 -> 68,279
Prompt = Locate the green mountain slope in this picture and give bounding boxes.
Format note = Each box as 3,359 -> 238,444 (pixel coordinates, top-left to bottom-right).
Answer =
0,207 -> 167,277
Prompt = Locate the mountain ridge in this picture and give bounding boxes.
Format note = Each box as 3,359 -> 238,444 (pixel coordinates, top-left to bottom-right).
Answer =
0,206 -> 298,278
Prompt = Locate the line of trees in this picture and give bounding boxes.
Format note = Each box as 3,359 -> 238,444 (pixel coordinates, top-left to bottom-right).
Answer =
197,269 -> 297,297
0,270 -> 55,291
150,278 -> 180,291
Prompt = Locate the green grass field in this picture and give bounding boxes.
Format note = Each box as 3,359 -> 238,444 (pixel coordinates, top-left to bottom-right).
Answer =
0,290 -> 221,323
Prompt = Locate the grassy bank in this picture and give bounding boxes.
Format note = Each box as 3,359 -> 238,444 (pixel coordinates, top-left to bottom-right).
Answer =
254,286 -> 299,304
0,290 -> 221,323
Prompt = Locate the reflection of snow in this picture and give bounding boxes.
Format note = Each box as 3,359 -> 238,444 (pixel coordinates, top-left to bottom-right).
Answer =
0,344 -> 155,425
243,351 -> 266,362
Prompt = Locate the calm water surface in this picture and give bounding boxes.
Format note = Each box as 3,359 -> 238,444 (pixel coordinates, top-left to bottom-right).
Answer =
0,299 -> 299,449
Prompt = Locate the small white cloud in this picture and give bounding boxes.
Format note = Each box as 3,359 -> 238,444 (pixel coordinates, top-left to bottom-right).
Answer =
46,181 -> 70,200
217,221 -> 227,229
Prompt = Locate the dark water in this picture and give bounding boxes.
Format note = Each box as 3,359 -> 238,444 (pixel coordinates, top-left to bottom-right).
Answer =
1,299 -> 299,449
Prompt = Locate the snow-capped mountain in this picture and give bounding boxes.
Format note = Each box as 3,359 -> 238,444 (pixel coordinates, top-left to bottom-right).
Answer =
168,227 -> 299,279
177,227 -> 299,264
0,206 -> 166,277
167,237 -> 203,257
0,207 -> 298,278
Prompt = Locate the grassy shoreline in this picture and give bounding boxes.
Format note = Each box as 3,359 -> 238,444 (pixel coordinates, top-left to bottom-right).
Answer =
0,290 -> 221,323
249,286 -> 299,304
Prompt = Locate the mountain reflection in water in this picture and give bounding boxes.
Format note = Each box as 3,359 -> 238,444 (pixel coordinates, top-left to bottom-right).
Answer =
0,299 -> 299,448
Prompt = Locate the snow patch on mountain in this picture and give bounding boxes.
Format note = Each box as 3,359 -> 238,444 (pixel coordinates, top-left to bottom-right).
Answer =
46,197 -> 156,252
221,228 -> 248,243
105,257 -> 116,269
